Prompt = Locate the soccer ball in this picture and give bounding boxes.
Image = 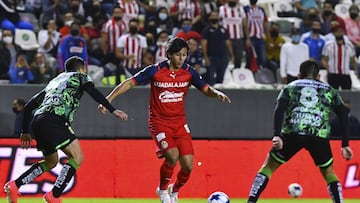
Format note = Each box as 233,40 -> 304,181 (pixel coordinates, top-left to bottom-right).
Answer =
208,191 -> 230,203
288,183 -> 303,198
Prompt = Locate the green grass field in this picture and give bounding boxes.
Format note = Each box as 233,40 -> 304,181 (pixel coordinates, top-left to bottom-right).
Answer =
1,198 -> 360,203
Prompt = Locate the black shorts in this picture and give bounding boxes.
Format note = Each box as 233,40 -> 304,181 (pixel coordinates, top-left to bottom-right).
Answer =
31,113 -> 77,156
270,134 -> 333,168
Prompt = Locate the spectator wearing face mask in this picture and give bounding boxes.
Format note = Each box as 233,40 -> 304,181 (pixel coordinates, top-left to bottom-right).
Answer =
59,12 -> 89,42
344,4 -> 360,57
154,30 -> 169,63
156,7 -> 174,35
11,98 -> 26,137
201,11 -> 234,86
101,6 -> 127,85
116,18 -> 147,77
244,0 -> 269,70
265,22 -> 285,75
219,0 -> 250,69
321,25 -> 357,90
57,21 -> 88,73
320,0 -> 346,35
175,18 -> 202,42
300,7 -> 320,34
0,29 -> 22,80
280,28 -> 309,84
300,19 -> 326,66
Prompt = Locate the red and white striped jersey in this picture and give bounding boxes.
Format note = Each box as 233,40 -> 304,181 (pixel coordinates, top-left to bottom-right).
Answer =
101,18 -> 127,53
244,5 -> 268,39
117,33 -> 148,69
155,44 -> 168,63
118,0 -> 139,25
219,4 -> 246,39
171,0 -> 201,23
322,40 -> 355,75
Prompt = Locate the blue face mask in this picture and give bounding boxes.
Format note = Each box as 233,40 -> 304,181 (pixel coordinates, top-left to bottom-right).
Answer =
158,13 -> 168,21
292,35 -> 301,43
183,25 -> 191,33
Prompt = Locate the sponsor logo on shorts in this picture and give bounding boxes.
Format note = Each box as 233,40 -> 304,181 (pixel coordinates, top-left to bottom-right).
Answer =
161,141 -> 168,149
156,132 -> 166,142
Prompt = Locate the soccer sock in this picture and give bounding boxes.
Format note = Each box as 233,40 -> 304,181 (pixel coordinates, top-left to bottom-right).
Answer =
247,171 -> 270,203
173,168 -> 191,192
52,159 -> 79,198
327,179 -> 343,203
15,160 -> 50,188
159,161 -> 175,190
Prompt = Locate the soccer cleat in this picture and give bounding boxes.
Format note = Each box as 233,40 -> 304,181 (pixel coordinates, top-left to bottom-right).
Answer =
168,184 -> 179,203
4,181 -> 19,203
156,186 -> 171,203
43,191 -> 62,203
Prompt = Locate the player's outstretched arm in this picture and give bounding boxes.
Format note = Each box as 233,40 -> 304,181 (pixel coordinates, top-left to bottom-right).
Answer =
98,78 -> 136,114
112,109 -> 128,121
83,82 -> 128,120
202,86 -> 231,103
106,78 -> 136,103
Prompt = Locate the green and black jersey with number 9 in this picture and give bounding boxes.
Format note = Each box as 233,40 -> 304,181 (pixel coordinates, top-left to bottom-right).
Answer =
34,72 -> 92,124
278,79 -> 344,139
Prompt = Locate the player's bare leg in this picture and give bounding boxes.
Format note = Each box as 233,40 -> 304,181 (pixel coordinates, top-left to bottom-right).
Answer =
157,148 -> 179,203
168,154 -> 193,203
44,139 -> 83,202
319,164 -> 343,203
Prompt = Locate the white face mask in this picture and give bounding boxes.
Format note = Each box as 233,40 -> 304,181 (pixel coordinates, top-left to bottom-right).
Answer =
3,36 -> 13,44
157,41 -> 167,47
65,20 -> 74,26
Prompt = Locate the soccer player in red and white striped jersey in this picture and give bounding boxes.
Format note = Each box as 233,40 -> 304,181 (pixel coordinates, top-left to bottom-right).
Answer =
321,25 -> 358,90
100,37 -> 231,203
219,0 -> 251,68
116,19 -> 147,76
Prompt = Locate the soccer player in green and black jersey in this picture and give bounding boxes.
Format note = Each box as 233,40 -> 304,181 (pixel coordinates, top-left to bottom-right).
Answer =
247,60 -> 353,203
4,56 -> 128,203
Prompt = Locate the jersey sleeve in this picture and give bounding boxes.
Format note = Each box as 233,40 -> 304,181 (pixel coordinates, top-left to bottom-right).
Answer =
22,89 -> 46,133
132,64 -> 158,85
277,86 -> 290,101
79,73 -> 93,88
189,66 -> 207,90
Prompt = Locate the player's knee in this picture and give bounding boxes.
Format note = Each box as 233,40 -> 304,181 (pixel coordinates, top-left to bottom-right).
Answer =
45,159 -> 58,169
73,152 -> 84,166
182,164 -> 193,173
166,156 -> 178,165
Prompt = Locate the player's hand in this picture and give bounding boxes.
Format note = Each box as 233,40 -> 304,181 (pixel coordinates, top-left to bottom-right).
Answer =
217,92 -> 231,103
112,109 -> 128,121
272,136 -> 283,150
341,146 -> 353,160
20,133 -> 32,149
98,104 -> 108,114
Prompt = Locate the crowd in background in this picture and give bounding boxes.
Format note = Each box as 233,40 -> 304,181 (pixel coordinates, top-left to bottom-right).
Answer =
0,0 -> 360,89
